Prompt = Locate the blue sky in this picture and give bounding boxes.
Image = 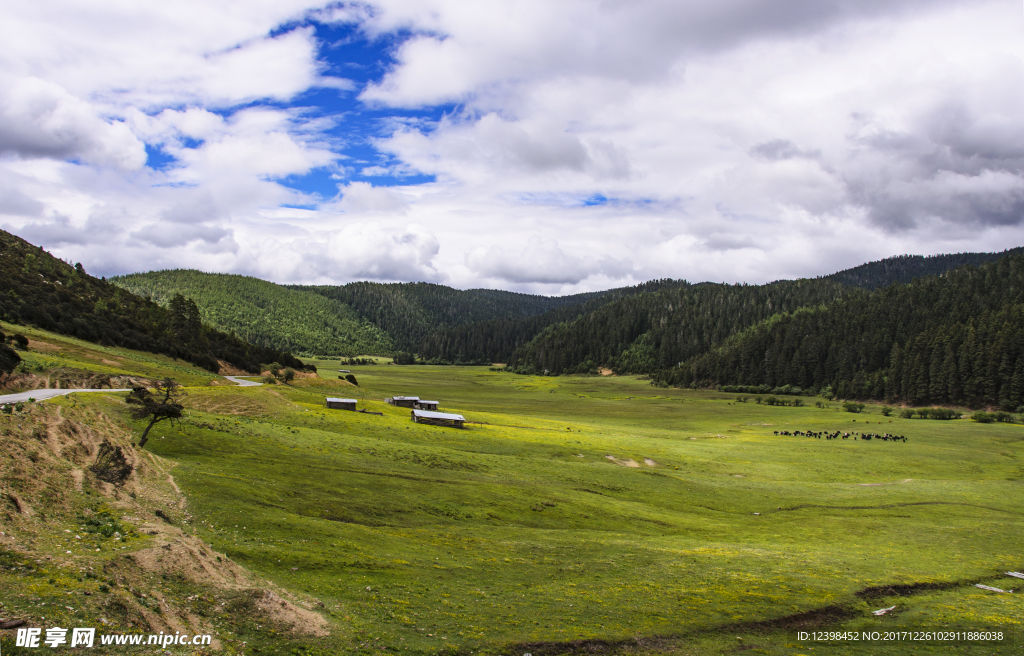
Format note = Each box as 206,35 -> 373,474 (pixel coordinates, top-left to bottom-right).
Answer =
1,0 -> 1023,293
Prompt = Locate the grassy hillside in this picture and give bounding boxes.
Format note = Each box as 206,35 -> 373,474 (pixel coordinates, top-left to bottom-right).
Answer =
2,326 -> 1022,654
111,270 -> 394,358
0,229 -> 308,374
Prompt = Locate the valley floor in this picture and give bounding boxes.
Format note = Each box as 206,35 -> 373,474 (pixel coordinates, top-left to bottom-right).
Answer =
1,327 -> 1022,654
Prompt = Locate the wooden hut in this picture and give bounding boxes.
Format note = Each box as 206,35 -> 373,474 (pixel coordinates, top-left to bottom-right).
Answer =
411,409 -> 465,428
387,396 -> 419,408
326,397 -> 357,411
413,400 -> 439,411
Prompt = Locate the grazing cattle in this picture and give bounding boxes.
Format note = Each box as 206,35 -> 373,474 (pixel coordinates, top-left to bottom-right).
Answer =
770,428 -> 906,446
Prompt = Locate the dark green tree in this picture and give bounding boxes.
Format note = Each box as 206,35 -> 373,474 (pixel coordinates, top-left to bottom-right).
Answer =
0,337 -> 21,383
126,378 -> 185,448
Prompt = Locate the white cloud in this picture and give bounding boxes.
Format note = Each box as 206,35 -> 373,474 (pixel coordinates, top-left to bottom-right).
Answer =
466,236 -> 633,285
1,0 -> 1023,295
327,221 -> 442,281
0,76 -> 145,169
334,181 -> 411,214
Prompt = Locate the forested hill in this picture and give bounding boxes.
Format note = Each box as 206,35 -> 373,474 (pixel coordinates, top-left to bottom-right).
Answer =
417,279 -> 688,364
504,279 -> 853,375
291,282 -> 608,352
654,253 -> 1024,410
824,248 -> 1024,289
112,270 -> 394,357
0,230 -> 308,374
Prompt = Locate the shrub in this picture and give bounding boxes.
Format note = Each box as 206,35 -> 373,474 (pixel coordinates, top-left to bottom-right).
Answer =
971,411 -> 994,423
843,402 -> 865,413
755,396 -> 763,404
899,409 -> 915,419
911,408 -> 960,420
880,406 -> 893,416
763,395 -> 778,406
345,373 -> 358,386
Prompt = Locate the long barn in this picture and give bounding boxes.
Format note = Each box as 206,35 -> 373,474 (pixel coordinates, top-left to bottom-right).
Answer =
326,397 -> 357,410
411,409 -> 465,428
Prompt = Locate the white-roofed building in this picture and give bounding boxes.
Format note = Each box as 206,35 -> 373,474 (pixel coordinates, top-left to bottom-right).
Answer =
326,397 -> 357,410
411,409 -> 465,428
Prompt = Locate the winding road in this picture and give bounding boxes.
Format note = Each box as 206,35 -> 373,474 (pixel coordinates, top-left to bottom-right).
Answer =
0,376 -> 263,404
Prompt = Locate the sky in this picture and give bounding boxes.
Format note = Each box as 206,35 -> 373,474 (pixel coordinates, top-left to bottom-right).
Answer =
1,0 -> 1023,294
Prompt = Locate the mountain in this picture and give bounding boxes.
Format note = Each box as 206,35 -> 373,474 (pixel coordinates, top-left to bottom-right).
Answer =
0,230 -> 307,374
504,279 -> 853,375
416,279 -> 689,364
111,270 -> 394,357
823,248 -> 1024,290
291,281 -> 609,352
654,253 -> 1024,409
92,243 -> 1024,371
488,248 -> 1024,376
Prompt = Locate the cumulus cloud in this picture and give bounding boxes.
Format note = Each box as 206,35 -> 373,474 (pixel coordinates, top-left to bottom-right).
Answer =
356,0 -> 959,107
0,77 -> 145,169
334,181 -> 411,213
466,236 -> 633,285
327,222 -> 442,281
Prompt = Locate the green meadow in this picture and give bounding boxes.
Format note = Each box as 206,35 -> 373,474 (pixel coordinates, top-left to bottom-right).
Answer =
79,360 -> 1023,654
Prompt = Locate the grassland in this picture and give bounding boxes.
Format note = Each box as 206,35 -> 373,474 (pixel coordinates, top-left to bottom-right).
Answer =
2,332 -> 1023,654
1,320 -> 222,387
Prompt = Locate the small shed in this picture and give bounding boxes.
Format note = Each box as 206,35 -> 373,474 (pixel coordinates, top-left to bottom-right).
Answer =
413,400 -> 439,411
387,396 -> 420,408
326,397 -> 357,411
411,409 -> 465,428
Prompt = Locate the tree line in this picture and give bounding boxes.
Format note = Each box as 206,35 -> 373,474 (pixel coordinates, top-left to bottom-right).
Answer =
823,248 -> 1024,290
502,279 -> 852,375
653,253 -> 1024,410
416,279 -> 688,365
294,281 -> 609,352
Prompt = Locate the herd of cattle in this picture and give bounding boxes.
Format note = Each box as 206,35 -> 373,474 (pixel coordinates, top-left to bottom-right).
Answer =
773,429 -> 907,442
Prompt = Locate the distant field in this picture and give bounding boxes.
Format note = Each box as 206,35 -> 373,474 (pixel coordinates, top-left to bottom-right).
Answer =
96,361 -> 1022,654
